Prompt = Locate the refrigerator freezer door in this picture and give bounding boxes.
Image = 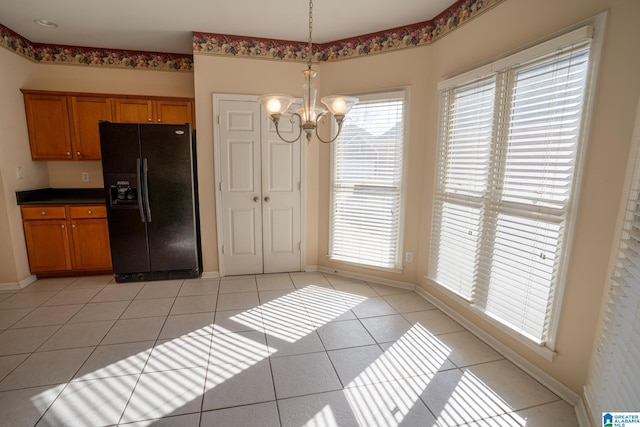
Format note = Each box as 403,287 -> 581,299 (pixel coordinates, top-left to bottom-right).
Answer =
140,124 -> 199,272
99,122 -> 151,274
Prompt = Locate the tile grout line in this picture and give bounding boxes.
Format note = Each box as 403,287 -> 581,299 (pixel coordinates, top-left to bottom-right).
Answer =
114,279 -> 187,426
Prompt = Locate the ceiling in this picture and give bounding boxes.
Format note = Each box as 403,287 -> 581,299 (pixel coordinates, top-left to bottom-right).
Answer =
0,0 -> 456,55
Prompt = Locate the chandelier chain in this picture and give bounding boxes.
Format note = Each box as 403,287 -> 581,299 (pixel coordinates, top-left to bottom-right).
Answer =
308,0 -> 313,68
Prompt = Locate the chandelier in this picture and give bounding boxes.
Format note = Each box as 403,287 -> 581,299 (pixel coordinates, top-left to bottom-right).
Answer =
258,0 -> 358,143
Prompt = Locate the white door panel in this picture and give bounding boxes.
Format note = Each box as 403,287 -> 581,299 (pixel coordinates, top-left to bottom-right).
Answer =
228,140 -> 256,191
262,123 -> 301,274
229,208 -> 258,255
217,97 -> 301,276
219,101 -> 263,275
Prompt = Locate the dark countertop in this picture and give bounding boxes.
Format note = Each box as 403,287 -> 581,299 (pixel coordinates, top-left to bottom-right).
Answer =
16,188 -> 106,205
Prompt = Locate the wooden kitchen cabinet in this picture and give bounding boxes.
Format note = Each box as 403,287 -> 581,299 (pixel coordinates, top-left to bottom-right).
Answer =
22,206 -> 73,272
22,90 -> 196,161
21,205 -> 112,275
69,206 -> 112,271
22,91 -> 111,161
114,97 -> 194,125
23,93 -> 73,160
69,96 -> 113,160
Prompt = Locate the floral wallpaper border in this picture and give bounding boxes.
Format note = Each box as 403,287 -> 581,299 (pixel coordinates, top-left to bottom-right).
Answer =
1,0 -> 503,70
0,23 -> 193,71
193,0 -> 504,62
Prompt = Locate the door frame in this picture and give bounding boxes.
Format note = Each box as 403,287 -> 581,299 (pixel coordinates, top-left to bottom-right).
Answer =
212,93 -> 306,277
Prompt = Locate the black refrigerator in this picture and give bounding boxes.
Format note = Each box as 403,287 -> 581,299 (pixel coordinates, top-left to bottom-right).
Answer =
99,122 -> 201,283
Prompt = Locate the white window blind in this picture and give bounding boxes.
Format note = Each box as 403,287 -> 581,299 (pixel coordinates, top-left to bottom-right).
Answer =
585,145 -> 640,418
330,91 -> 406,269
430,30 -> 592,345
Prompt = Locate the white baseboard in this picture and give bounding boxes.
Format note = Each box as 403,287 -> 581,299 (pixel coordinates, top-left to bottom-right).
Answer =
317,266 -> 415,290
574,397 -> 593,427
201,271 -> 220,279
303,265 -> 318,272
0,275 -> 37,291
414,285 -> 582,407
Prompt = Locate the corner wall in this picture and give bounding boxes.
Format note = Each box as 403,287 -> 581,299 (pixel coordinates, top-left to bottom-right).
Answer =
0,48 -> 48,283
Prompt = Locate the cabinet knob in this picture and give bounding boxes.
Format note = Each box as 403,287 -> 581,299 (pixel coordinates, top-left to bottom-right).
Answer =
61,224 -> 65,228
40,211 -> 46,215
87,210 -> 92,215
77,151 -> 81,156
157,119 -> 161,122
66,151 -> 71,156
72,224 -> 76,228
264,196 -> 270,202
148,118 -> 152,122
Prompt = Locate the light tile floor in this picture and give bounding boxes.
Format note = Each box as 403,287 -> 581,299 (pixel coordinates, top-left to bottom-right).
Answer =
0,273 -> 579,426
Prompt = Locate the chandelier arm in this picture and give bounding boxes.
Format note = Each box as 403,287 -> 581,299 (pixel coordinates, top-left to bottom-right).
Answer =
314,116 -> 345,144
272,113 -> 304,144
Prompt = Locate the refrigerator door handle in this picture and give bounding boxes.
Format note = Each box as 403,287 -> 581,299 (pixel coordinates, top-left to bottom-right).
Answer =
136,158 -> 146,223
142,158 -> 152,222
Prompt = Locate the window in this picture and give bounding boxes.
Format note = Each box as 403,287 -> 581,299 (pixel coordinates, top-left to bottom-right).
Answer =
584,111 -> 640,419
430,26 -> 594,347
329,90 -> 407,270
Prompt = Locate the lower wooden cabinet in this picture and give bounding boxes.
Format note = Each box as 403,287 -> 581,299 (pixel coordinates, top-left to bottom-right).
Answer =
21,205 -> 112,275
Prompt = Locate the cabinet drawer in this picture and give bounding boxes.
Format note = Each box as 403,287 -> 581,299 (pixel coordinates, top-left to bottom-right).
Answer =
70,205 -> 106,219
21,206 -> 66,220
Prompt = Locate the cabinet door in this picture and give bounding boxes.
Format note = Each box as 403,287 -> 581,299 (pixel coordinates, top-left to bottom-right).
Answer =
155,100 -> 194,126
23,94 -> 72,160
114,99 -> 153,123
23,220 -> 72,272
71,219 -> 112,271
69,96 -> 113,160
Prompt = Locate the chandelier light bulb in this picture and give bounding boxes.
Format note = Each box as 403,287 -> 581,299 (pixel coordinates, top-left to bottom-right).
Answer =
266,99 -> 281,114
332,99 -> 347,115
258,0 -> 358,144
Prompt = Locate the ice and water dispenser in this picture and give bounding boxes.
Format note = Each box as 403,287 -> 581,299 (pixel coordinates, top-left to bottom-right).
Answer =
107,174 -> 138,208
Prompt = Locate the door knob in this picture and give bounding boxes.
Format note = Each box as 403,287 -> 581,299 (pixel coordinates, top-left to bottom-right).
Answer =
264,196 -> 270,202
253,196 -> 259,202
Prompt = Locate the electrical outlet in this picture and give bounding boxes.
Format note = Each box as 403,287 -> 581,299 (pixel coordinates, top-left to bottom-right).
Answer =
405,251 -> 414,263
16,166 -> 23,180
81,172 -> 89,182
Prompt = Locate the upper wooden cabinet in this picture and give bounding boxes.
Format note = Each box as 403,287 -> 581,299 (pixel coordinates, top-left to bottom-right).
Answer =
23,93 -> 73,160
21,90 -> 195,161
69,96 -> 113,160
114,98 -> 193,125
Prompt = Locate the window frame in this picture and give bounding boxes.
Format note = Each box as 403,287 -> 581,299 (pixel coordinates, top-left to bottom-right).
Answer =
328,88 -> 410,272
428,20 -> 605,359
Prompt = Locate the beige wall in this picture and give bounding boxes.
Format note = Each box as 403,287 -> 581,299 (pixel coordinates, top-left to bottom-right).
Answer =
0,49 -> 48,283
192,55 -> 315,273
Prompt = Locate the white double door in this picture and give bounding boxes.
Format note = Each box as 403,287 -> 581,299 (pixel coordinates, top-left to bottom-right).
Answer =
217,98 -> 302,276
